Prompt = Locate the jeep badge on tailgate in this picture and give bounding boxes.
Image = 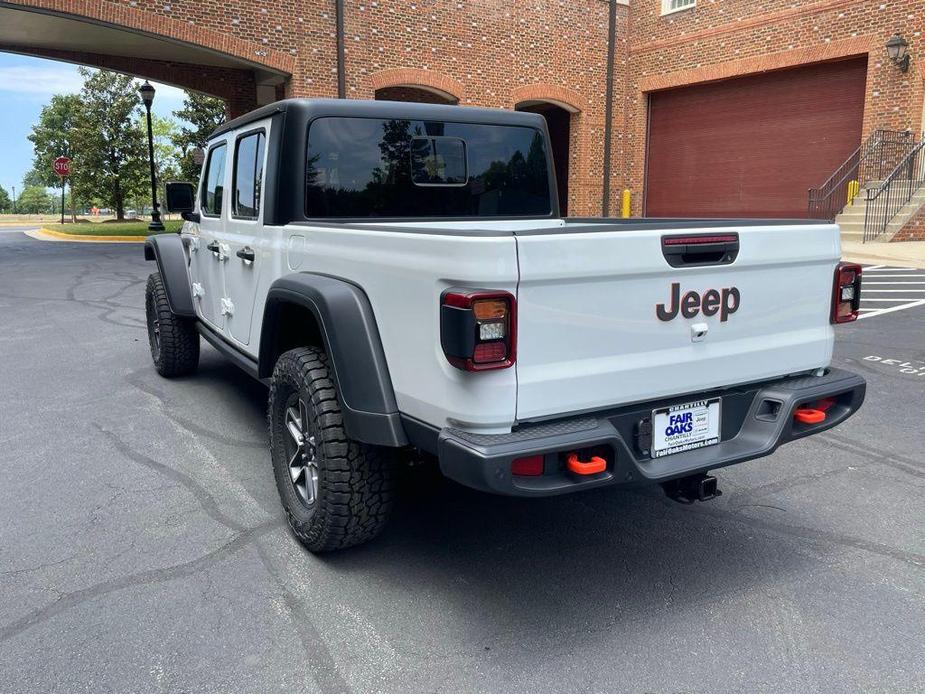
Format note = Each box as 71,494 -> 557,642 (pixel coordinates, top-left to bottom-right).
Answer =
656,282 -> 741,322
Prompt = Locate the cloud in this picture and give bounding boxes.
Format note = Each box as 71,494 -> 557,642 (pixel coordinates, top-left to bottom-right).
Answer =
0,64 -> 83,95
0,62 -> 188,105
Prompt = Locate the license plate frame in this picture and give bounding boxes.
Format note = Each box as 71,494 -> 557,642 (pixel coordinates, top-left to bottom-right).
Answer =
651,397 -> 721,458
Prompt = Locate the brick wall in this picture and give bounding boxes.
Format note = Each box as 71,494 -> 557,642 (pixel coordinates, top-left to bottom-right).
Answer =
343,0 -> 616,216
621,0 -> 925,215
893,203 -> 925,242
7,0 -> 925,218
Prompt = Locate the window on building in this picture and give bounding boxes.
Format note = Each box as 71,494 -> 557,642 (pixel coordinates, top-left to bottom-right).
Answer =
233,131 -> 266,219
305,117 -> 551,218
202,143 -> 227,217
662,0 -> 695,15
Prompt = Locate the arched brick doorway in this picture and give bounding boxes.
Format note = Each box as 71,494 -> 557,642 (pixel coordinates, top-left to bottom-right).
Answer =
374,86 -> 458,105
516,101 -> 572,215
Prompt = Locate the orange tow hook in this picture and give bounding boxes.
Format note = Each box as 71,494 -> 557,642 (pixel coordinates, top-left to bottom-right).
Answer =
793,407 -> 826,424
566,452 -> 607,475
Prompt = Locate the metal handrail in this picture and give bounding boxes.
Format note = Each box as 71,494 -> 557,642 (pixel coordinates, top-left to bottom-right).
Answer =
808,129 -> 915,221
863,137 -> 925,242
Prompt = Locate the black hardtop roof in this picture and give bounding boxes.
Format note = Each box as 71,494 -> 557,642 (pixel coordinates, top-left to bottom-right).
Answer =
210,98 -> 548,140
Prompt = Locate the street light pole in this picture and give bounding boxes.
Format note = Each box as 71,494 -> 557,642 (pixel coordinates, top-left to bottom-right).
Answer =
139,81 -> 165,232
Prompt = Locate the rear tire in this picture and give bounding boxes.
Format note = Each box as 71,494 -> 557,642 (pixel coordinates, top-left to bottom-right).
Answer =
145,272 -> 200,377
268,346 -> 395,552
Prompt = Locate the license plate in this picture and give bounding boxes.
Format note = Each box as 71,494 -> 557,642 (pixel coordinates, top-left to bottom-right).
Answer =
651,398 -> 721,458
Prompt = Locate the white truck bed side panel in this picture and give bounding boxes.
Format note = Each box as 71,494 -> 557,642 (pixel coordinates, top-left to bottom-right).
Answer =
281,226 -> 520,432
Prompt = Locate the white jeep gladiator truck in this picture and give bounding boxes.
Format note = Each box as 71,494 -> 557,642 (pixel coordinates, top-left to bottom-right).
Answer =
144,98 -> 866,552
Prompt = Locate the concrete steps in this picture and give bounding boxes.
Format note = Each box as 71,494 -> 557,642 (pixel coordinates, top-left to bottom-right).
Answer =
834,180 -> 925,243
835,190 -> 871,243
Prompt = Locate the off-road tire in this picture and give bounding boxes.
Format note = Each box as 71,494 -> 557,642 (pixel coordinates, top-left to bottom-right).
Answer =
145,272 -> 200,377
268,346 -> 395,552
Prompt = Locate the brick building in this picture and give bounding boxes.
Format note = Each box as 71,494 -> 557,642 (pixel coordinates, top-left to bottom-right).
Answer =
2,0 -> 924,230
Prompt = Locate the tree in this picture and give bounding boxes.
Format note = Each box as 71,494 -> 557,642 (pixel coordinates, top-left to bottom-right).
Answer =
27,94 -> 83,221
21,167 -> 47,189
127,113 -> 183,217
27,94 -> 81,187
172,91 -> 226,180
69,68 -> 148,220
17,186 -> 53,214
0,185 -> 11,213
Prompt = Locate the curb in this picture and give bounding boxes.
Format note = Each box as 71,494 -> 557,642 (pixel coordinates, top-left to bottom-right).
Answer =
842,252 -> 924,267
35,227 -> 148,243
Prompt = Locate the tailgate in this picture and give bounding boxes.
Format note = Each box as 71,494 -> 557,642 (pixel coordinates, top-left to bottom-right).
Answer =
514,223 -> 840,421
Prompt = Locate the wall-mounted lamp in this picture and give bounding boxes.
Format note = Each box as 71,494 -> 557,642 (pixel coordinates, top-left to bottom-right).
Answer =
885,33 -> 910,73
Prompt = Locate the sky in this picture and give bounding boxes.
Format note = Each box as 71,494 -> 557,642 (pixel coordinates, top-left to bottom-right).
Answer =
0,52 -> 188,196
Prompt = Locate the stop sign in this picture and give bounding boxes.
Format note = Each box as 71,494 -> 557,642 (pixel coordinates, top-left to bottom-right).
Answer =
53,156 -> 71,177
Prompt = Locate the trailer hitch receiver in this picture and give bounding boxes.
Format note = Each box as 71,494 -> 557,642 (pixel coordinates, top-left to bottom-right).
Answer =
662,473 -> 722,504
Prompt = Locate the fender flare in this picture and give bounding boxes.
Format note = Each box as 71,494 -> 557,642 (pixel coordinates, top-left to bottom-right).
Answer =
259,273 -> 408,447
143,235 -> 195,317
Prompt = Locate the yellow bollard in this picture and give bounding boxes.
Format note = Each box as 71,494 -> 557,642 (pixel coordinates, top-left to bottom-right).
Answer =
847,179 -> 859,204
620,189 -> 631,218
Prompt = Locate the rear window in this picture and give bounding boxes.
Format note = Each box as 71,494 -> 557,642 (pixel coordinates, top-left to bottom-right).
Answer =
305,117 -> 551,218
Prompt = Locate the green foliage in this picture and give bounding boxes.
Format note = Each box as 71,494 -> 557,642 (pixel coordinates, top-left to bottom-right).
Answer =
43,220 -> 182,236
68,68 -> 149,220
0,185 -> 10,213
22,167 -> 47,188
171,92 -> 226,181
127,113 -> 183,214
17,186 -> 53,214
27,93 -> 82,189
27,77 -> 225,219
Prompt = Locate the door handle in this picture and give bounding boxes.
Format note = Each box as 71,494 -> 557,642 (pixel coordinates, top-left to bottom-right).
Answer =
206,240 -> 220,253
236,247 -> 255,262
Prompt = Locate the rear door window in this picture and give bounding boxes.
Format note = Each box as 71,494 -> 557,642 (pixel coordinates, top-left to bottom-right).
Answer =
201,143 -> 227,217
232,131 -> 266,219
305,117 -> 551,218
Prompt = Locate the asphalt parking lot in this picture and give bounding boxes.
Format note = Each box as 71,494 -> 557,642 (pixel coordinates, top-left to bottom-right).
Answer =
0,228 -> 923,693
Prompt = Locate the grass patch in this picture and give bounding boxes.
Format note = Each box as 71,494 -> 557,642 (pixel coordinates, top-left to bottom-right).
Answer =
43,220 -> 182,236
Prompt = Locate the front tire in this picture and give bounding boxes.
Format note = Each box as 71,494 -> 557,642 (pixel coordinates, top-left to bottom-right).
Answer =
268,346 -> 395,552
145,272 -> 200,377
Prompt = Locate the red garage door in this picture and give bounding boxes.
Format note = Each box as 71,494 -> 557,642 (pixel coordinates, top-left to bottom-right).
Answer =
645,58 -> 867,218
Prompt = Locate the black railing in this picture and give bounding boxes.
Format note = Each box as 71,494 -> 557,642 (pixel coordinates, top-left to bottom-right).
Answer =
863,138 -> 925,242
808,129 -> 915,220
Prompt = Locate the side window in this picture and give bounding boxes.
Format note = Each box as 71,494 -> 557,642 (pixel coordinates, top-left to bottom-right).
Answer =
233,131 -> 266,219
202,143 -> 227,217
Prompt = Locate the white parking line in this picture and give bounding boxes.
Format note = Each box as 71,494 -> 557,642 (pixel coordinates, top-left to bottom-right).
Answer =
858,300 -> 925,320
859,274 -> 925,278
858,265 -> 925,319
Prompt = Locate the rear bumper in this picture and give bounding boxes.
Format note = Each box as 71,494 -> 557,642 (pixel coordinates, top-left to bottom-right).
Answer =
437,368 -> 865,497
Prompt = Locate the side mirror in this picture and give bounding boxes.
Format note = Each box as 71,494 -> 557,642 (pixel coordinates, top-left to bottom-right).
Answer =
165,182 -> 199,224
165,181 -> 195,213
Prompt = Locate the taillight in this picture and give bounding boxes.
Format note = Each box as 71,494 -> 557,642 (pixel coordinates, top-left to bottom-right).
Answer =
440,289 -> 516,371
832,262 -> 862,324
